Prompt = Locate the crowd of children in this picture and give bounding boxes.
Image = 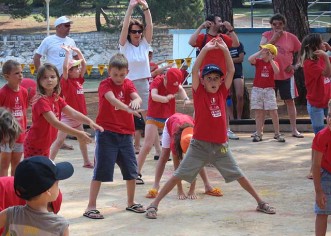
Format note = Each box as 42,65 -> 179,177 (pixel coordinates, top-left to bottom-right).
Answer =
1,5 -> 331,235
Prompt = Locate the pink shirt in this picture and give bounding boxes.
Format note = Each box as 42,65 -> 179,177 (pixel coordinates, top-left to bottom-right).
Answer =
60,76 -> 87,115
0,85 -> 28,143
303,57 -> 331,108
193,83 -> 228,144
147,75 -> 177,119
262,31 -> 301,80
312,127 -> 331,173
96,78 -> 136,134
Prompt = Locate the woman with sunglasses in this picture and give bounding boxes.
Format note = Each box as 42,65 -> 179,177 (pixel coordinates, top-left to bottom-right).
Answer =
119,0 -> 153,154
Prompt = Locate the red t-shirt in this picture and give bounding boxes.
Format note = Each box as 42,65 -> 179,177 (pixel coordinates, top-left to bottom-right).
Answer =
193,83 -> 228,144
303,57 -> 331,108
20,78 -> 37,105
0,85 -> 28,143
166,113 -> 194,155
148,62 -> 158,84
253,58 -> 277,88
96,78 -> 136,134
262,31 -> 301,81
147,75 -> 176,119
312,127 -> 331,173
60,76 -> 87,115
24,95 -> 67,158
195,33 -> 233,74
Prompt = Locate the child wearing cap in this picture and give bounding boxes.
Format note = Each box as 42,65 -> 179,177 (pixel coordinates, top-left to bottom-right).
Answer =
49,45 -> 93,168
136,68 -> 191,185
84,53 -> 145,219
146,112 -> 222,199
0,156 -> 74,235
248,43 -> 285,143
145,38 -> 276,219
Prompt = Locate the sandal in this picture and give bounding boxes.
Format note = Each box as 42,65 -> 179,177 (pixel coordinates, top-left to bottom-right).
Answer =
145,206 -> 158,219
83,209 -> 104,219
274,134 -> 285,143
146,188 -> 158,198
126,203 -> 146,213
205,187 -> 223,197
136,173 -> 144,185
256,202 -> 276,214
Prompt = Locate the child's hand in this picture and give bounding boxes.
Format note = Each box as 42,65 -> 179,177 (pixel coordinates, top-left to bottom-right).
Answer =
166,94 -> 175,101
316,191 -> 327,209
129,0 -> 138,7
90,122 -> 104,132
129,99 -> 141,110
126,107 -> 143,117
138,0 -> 148,8
314,49 -> 328,58
323,42 -> 331,51
204,38 -> 218,51
215,38 -> 228,51
61,45 -> 71,52
70,46 -> 81,53
76,131 -> 92,144
183,98 -> 192,106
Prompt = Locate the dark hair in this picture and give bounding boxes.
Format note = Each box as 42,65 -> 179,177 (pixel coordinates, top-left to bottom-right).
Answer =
0,107 -> 21,148
36,63 -> 61,96
205,14 -> 220,23
127,19 -> 144,43
300,33 -> 323,62
108,53 -> 129,70
2,60 -> 21,75
173,123 -> 193,160
269,13 -> 287,25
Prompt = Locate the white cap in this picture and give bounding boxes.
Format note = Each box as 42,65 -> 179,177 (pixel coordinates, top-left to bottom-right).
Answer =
54,16 -> 73,27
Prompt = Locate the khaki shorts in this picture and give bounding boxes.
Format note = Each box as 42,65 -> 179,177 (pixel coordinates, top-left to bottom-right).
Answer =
132,79 -> 149,111
250,87 -> 277,110
174,139 -> 244,183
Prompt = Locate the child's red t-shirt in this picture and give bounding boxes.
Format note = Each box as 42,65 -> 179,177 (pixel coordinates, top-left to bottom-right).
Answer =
312,127 -> 331,173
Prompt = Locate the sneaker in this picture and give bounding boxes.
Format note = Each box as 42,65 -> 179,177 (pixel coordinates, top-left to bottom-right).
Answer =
227,130 -> 239,140
274,134 -> 285,143
252,134 -> 262,142
251,131 -> 263,137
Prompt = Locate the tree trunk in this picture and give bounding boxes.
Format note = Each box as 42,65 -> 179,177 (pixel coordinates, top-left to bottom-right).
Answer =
273,0 -> 309,105
95,7 -> 101,32
204,0 -> 233,24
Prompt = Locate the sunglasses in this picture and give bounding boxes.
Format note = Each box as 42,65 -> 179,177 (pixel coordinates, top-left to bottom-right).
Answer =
63,24 -> 71,28
272,22 -> 283,27
130,29 -> 143,34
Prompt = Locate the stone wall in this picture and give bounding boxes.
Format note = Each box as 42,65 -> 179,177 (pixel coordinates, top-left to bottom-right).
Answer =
0,29 -> 173,79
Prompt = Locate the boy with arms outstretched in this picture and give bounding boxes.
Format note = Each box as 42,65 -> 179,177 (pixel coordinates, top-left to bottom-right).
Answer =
145,38 -> 276,219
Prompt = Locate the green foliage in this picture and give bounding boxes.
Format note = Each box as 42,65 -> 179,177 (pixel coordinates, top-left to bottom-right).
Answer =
1,0 -> 32,19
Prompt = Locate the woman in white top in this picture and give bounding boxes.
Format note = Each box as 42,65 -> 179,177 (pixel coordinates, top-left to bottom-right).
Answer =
119,0 -> 153,112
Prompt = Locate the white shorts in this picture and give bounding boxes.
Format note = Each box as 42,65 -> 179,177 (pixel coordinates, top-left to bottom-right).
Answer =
250,87 -> 277,110
161,118 -> 171,149
0,143 -> 24,153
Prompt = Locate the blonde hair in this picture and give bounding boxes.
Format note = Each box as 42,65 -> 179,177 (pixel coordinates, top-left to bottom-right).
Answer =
36,63 -> 61,97
0,107 -> 21,148
108,53 -> 129,70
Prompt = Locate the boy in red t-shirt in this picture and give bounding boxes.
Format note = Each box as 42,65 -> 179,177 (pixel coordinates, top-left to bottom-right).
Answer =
248,44 -> 285,143
145,38 -> 276,219
0,60 -> 28,176
84,53 -> 145,219
312,100 -> 331,236
49,45 -> 93,168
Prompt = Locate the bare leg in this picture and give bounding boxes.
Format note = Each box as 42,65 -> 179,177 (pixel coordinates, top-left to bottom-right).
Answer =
153,132 -> 161,157
269,109 -> 280,134
152,148 -> 171,190
233,78 -> 244,119
199,167 -> 214,192
172,154 -> 186,199
315,214 -> 328,236
254,109 -> 265,136
126,179 -> 136,207
187,179 -> 198,199
237,176 -> 263,204
0,152 -> 11,176
86,180 -> 102,211
50,130 -> 67,160
285,99 -> 300,135
76,124 -> 92,166
10,152 -> 22,176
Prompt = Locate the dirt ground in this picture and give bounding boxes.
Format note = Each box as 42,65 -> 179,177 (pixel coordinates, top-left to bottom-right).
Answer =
55,132 -> 320,236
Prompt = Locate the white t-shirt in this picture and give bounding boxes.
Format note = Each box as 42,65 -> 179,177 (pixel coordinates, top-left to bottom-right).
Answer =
119,38 -> 151,81
35,35 -> 77,75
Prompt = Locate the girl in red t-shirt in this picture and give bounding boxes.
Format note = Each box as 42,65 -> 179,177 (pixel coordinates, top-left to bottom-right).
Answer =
24,63 -> 103,158
0,60 -> 28,176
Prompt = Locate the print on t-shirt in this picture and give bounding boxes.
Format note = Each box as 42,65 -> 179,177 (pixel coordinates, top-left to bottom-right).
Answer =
13,96 -> 24,118
115,90 -> 125,110
261,66 -> 270,78
209,97 -> 221,117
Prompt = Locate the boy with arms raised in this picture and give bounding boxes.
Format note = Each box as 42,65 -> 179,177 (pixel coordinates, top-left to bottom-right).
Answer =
145,38 -> 276,219
84,53 -> 145,219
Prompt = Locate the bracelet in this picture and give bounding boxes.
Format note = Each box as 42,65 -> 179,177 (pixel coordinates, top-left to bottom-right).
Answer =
143,7 -> 149,11
228,29 -> 235,33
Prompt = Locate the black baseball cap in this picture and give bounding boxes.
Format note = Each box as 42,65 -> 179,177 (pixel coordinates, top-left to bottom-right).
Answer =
202,64 -> 224,77
14,156 -> 74,200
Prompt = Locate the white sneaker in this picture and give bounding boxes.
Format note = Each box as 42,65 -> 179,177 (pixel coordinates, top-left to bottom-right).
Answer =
227,130 -> 239,140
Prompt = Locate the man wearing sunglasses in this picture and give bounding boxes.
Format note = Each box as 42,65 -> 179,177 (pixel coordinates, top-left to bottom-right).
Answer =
33,16 -> 78,76
260,13 -> 303,138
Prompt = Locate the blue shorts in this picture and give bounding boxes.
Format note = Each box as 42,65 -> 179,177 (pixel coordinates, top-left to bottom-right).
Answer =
315,169 -> 331,215
93,130 -> 138,182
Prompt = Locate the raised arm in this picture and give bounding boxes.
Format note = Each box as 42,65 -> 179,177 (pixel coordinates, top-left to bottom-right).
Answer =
119,1 -> 137,46
222,21 -> 239,47
248,50 -> 262,65
71,46 -> 87,77
217,40 -> 235,89
33,53 -> 42,70
140,0 -> 153,44
61,45 -> 71,80
188,21 -> 209,47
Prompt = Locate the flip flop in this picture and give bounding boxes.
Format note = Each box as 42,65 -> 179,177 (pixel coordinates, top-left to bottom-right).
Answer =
83,163 -> 94,169
145,188 -> 158,198
126,203 -> 146,213
83,209 -> 104,219
205,187 -> 223,197
145,206 -> 158,219
136,174 -> 144,185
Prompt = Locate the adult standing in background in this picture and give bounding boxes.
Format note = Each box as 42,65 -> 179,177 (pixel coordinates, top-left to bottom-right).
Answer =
33,16 -> 79,150
260,13 -> 303,138
33,16 -> 78,76
119,0 -> 153,116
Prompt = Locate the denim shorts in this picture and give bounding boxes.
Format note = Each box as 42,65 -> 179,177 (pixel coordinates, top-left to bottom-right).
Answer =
307,101 -> 327,134
174,139 -> 244,183
0,143 -> 23,153
93,130 -> 138,182
315,169 -> 331,215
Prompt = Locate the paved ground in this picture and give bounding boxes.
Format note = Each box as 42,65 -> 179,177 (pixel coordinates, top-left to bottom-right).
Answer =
53,132 -> 325,236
